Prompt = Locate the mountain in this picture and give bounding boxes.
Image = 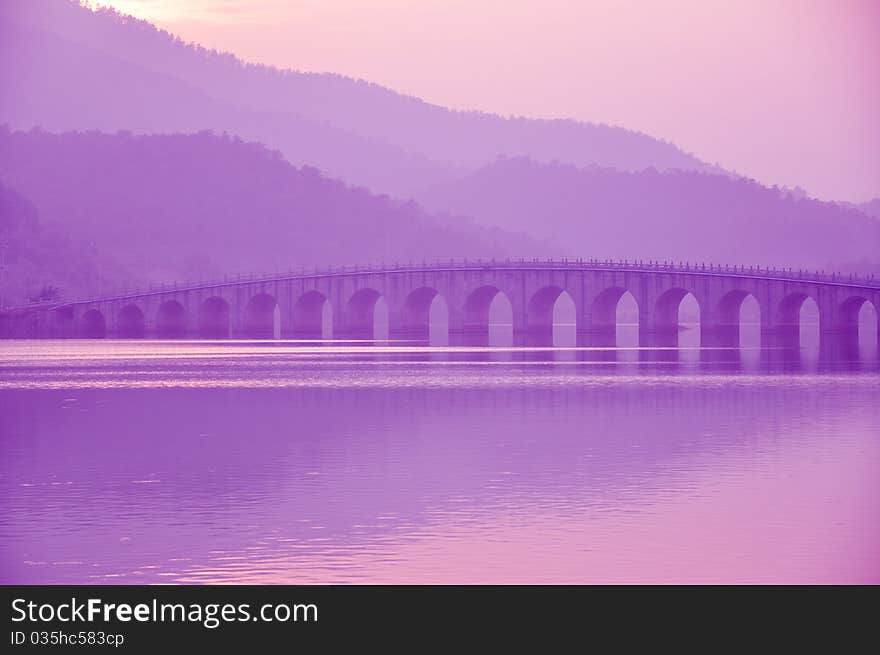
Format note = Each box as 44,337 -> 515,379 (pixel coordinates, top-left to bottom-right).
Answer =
1,0 -> 871,292
415,157 -> 880,275
0,0 -> 713,197
0,18 -> 459,197
0,180 -> 131,307
0,128 -> 551,304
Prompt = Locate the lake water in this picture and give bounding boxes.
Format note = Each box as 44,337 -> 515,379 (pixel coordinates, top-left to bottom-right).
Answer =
1,338 -> 878,584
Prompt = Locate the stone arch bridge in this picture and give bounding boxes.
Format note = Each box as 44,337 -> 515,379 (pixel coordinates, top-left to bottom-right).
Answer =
12,260 -> 880,350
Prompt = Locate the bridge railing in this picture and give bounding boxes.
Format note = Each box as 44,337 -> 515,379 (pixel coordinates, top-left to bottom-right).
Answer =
54,258 -> 880,306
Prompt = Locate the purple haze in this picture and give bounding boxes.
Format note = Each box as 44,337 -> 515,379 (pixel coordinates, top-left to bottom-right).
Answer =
0,1 -> 878,586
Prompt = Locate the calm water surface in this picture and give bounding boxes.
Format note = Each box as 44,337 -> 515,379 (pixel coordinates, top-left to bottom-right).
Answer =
1,339 -> 878,584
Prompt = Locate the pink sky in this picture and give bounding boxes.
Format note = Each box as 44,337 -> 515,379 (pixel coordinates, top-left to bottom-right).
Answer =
95,0 -> 880,202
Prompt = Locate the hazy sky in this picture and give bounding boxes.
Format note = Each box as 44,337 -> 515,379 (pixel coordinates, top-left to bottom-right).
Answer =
95,0 -> 880,202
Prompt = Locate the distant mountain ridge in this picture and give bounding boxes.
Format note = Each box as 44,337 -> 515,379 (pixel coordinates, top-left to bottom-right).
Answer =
416,157 -> 880,276
0,180 -> 129,307
0,18 -> 460,196
0,128 -> 552,304
1,0 -> 875,298
0,0 -> 714,196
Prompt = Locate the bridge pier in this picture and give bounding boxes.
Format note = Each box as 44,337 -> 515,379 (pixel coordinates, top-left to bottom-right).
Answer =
52,306 -> 76,339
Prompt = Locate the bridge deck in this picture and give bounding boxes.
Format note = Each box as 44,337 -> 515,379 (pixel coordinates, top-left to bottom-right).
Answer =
52,259 -> 880,308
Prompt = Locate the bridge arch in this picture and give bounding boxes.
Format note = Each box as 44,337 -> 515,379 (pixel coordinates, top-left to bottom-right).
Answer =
156,300 -> 187,339
717,290 -> 755,325
462,285 -> 512,346
528,286 -> 562,329
199,296 -> 230,339
776,292 -> 820,347
590,287 -> 639,346
245,293 -> 279,339
655,288 -> 701,328
527,286 -> 576,346
714,290 -> 762,347
401,287 -> 447,343
652,288 -> 702,347
838,295 -> 878,347
293,291 -> 332,339
80,309 -> 106,339
464,285 -> 503,327
117,304 -> 145,339
53,306 -> 75,338
345,288 -> 388,340
591,287 -> 634,326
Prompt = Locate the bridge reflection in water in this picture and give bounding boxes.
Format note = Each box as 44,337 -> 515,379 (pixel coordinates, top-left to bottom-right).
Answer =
8,260 -> 879,360
3,340 -> 877,584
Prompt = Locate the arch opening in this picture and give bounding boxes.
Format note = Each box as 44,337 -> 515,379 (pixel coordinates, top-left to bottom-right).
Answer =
245,293 -> 279,339
527,286 -> 576,347
615,291 -> 639,351
373,297 -> 389,342
800,297 -> 820,351
293,291 -> 332,339
428,294 -> 449,347
345,288 -> 387,341
156,300 -> 187,339
858,301 -> 878,354
677,292 -> 701,349
654,288 -> 701,348
739,294 -> 761,350
402,287 -> 447,345
590,287 -> 638,348
715,290 -> 761,348
199,296 -> 230,339
838,296 -> 878,356
488,292 -> 513,347
117,304 -> 145,339
552,291 -> 576,348
80,309 -> 106,339
592,287 -> 628,327
463,286 -> 512,347
776,293 -> 819,348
